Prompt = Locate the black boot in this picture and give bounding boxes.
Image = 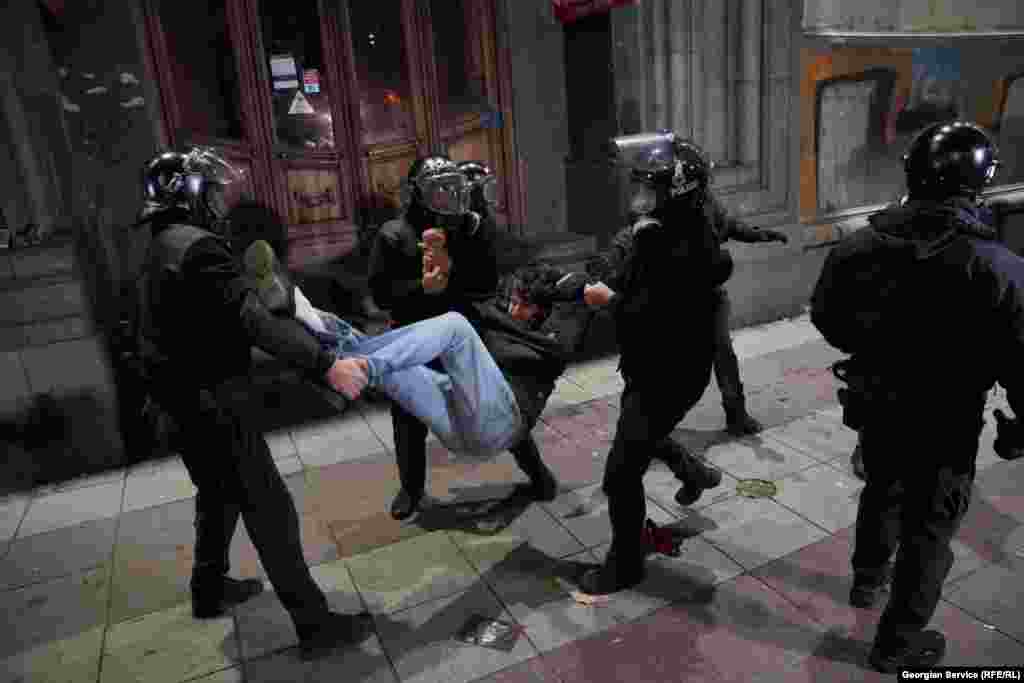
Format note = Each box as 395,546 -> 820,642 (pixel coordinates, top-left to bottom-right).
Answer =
868,630 -> 947,673
508,435 -> 559,502
191,575 -> 265,618
849,565 -> 892,609
296,611 -> 375,660
577,555 -> 646,596
390,489 -> 422,521
674,460 -> 723,506
724,402 -> 763,436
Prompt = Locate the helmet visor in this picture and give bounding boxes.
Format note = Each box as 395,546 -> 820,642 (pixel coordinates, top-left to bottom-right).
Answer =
417,172 -> 470,215
186,147 -> 245,186
610,132 -> 677,175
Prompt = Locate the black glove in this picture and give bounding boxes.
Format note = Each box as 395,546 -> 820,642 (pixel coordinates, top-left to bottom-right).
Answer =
993,409 -> 1024,460
759,228 -> 789,244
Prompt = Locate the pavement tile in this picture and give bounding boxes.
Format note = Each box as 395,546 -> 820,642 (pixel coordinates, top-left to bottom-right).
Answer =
245,636 -> 397,683
537,575 -> 832,683
374,582 -> 539,683
478,545 -> 620,654
301,455 -> 402,521
975,458 -> 1024,523
539,399 -> 619,448
926,600 -> 1024,667
36,468 -> 125,496
701,434 -> 820,483
0,517 -> 115,590
292,413 -> 388,469
0,493 -> 29,544
18,478 -> 124,537
589,536 -> 745,623
345,531 -> 479,615
469,658 -> 561,683
643,460 -> 739,516
541,484 -> 675,550
544,378 -> 597,413
233,560 -> 364,661
109,546 -> 192,625
763,413 -> 860,464
447,503 -> 586,573
677,496 -> 830,572
100,601 -> 238,683
122,457 -> 196,513
944,561 -> 1024,642
772,463 -> 864,534
230,511 -> 342,581
116,496 -> 197,557
265,429 -> 298,461
190,667 -> 246,682
0,565 -> 110,659
527,432 -> 605,493
358,402 -> 399,451
0,625 -> 104,683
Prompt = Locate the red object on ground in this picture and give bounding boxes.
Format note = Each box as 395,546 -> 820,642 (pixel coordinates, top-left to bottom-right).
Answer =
642,518 -> 683,557
552,0 -> 638,24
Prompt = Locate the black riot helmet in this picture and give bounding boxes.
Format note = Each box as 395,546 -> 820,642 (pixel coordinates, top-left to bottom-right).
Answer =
456,160 -> 499,210
402,155 -> 467,218
610,131 -> 713,221
136,147 -> 246,230
903,121 -> 1000,202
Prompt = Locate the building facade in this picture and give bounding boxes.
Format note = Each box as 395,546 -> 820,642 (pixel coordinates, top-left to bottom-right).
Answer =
2,0 -> 1024,475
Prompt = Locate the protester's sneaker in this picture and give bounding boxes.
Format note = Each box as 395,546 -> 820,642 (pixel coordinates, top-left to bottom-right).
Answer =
849,567 -> 892,609
297,611 -> 375,661
191,576 -> 265,618
868,630 -> 947,673
390,489 -> 422,521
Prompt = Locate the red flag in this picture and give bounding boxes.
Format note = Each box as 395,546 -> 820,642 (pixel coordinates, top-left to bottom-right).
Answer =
552,0 -> 639,25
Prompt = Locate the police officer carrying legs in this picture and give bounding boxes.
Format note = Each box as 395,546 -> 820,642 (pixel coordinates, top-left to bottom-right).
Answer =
369,156 -> 557,520
578,132 -> 731,594
135,148 -> 372,660
811,121 -> 1024,672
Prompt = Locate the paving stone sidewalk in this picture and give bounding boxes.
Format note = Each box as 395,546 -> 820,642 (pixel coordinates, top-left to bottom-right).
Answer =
2,315 -> 1022,682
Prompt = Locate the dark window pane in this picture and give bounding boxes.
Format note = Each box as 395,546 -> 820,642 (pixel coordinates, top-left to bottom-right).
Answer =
158,0 -> 244,140
259,0 -> 335,150
803,44 -> 1024,218
429,0 -> 487,131
347,0 -> 416,146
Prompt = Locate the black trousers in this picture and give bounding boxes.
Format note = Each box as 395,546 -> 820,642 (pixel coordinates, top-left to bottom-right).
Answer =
602,357 -> 713,571
852,425 -> 978,643
391,398 -> 551,497
711,287 -> 744,408
150,377 -> 328,626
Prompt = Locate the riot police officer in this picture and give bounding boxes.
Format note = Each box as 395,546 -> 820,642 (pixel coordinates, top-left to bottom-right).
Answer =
369,156 -> 557,520
134,148 -> 371,660
578,132 -> 731,594
811,121 -> 1024,672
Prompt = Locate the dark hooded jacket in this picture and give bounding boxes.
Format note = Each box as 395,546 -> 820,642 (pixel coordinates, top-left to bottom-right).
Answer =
810,197 -> 1024,434
470,272 -> 593,428
586,199 -> 732,380
368,205 -> 499,328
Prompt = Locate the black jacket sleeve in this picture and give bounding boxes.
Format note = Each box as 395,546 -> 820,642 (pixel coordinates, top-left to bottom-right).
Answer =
708,195 -> 763,243
586,225 -> 634,292
184,237 -> 335,376
368,223 -> 425,311
446,213 -> 500,303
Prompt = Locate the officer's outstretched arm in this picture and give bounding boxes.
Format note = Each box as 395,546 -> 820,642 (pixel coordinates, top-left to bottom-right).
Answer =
185,237 -> 335,377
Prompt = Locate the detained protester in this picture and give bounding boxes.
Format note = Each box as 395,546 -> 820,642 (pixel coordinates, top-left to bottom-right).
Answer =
369,157 -> 560,520
133,148 -> 372,660
811,121 -> 1024,672
575,132 -> 730,594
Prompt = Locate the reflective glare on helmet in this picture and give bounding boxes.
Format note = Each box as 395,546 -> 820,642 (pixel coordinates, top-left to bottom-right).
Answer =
479,177 -> 499,206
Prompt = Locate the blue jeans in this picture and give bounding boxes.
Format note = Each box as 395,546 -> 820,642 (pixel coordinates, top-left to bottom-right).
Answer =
306,311 -> 523,455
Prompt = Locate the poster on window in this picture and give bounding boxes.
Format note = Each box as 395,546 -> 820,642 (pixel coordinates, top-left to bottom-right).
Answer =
803,0 -> 1024,35
552,0 -> 638,25
270,54 -> 299,90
